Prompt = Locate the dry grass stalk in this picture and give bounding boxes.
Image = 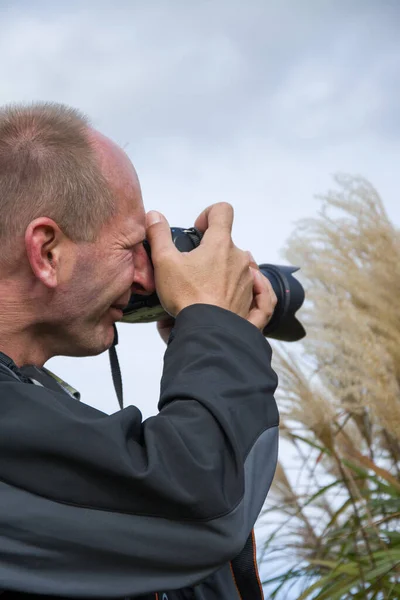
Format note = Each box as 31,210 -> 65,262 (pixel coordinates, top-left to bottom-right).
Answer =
261,176 -> 400,599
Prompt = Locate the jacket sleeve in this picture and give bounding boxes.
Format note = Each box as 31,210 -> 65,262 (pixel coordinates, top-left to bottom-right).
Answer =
0,304 -> 279,598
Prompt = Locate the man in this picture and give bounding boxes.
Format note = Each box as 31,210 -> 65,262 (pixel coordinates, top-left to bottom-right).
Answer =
0,103 -> 278,599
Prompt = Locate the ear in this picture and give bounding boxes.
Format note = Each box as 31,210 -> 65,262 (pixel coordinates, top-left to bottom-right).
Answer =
25,218 -> 66,289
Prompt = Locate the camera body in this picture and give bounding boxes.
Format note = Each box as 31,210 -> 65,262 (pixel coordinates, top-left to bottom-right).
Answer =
121,227 -> 305,342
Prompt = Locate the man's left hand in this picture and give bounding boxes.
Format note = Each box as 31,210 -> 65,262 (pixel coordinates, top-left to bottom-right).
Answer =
156,316 -> 175,345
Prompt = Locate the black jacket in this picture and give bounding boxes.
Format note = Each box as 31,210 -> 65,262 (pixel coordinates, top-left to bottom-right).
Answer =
0,304 -> 279,599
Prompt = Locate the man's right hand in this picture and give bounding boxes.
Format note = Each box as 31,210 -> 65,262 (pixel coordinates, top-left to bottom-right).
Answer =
146,202 -> 253,320
146,203 -> 276,328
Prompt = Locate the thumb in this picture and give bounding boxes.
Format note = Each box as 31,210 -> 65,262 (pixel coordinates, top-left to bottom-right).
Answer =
146,211 -> 175,265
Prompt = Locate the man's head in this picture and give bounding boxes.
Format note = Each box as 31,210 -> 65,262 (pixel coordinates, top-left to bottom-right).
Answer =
0,102 -> 155,366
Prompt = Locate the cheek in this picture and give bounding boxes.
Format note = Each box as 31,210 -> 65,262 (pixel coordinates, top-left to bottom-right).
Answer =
61,259 -> 101,309
104,254 -> 136,295
65,252 -> 135,313
121,249 -> 139,275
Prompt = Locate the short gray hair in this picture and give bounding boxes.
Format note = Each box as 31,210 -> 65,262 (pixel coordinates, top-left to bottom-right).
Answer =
0,102 -> 116,249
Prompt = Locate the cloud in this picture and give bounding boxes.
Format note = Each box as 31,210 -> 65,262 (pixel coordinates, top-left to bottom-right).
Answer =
1,0 -> 398,146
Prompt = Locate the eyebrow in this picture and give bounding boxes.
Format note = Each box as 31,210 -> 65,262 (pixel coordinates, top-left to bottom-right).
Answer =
127,234 -> 146,248
123,226 -> 146,247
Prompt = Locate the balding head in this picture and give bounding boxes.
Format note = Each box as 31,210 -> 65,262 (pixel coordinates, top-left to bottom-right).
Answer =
0,102 -> 117,258
88,128 -> 141,210
0,102 -> 154,366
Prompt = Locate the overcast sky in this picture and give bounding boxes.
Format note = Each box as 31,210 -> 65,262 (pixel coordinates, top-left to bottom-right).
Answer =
1,1 -> 399,415
1,2 -> 399,594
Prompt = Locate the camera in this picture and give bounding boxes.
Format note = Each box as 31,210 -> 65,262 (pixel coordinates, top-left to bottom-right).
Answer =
121,227 -> 306,342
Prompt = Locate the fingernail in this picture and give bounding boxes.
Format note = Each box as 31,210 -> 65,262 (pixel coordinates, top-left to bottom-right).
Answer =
147,211 -> 161,226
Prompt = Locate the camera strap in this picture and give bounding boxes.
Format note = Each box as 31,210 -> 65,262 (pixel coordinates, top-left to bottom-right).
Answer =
109,324 -> 124,410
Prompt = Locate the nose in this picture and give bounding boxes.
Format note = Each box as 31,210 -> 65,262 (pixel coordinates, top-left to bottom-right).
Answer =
130,243 -> 156,296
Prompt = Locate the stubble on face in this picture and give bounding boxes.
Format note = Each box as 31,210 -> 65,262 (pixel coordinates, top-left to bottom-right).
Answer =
54,129 -> 147,357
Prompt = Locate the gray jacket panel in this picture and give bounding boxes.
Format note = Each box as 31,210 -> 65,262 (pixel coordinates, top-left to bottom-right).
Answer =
0,304 -> 279,598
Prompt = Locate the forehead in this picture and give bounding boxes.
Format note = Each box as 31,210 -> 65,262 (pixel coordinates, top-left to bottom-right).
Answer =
117,205 -> 146,241
88,128 -> 140,199
89,128 -> 146,237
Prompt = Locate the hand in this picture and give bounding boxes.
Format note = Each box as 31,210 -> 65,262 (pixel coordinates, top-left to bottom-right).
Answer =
156,316 -> 175,345
156,257 -> 277,345
246,253 -> 277,332
146,203 -> 254,319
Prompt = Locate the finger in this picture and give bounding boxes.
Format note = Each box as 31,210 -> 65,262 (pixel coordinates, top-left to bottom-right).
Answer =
246,251 -> 259,270
145,211 -> 178,266
194,203 -> 234,241
247,268 -> 275,330
251,266 -> 265,298
252,267 -> 277,307
157,316 -> 175,330
156,324 -> 172,345
156,316 -> 175,345
265,275 -> 278,308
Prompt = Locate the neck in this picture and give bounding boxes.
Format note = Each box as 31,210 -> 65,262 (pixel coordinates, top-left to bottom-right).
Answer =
0,322 -> 50,368
0,336 -> 49,368
0,281 -> 50,368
